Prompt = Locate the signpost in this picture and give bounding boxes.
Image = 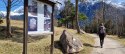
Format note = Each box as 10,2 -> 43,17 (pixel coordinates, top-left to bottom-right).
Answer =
51,4 -> 55,54
23,0 -> 28,54
23,0 -> 55,54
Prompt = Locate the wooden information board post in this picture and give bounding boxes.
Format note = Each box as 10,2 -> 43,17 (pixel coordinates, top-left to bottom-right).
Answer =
23,0 -> 55,54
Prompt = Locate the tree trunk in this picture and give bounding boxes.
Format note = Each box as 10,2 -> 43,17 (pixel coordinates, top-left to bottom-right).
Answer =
6,0 -> 12,38
75,0 -> 80,33
72,19 -> 74,29
103,0 -> 105,23
66,20 -> 68,28
65,22 -> 66,28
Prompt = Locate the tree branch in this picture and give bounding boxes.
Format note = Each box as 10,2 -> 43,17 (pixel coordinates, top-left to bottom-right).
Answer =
11,0 -> 23,8
11,0 -> 19,5
2,0 -> 7,7
1,0 -> 23,8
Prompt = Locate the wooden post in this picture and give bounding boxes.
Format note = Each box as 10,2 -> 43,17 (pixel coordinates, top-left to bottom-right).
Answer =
23,0 -> 28,54
50,5 -> 55,54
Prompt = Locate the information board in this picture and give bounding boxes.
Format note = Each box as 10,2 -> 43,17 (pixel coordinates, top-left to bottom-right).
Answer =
28,0 -> 52,36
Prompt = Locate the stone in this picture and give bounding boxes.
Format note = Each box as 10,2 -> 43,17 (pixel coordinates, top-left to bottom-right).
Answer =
60,30 -> 84,53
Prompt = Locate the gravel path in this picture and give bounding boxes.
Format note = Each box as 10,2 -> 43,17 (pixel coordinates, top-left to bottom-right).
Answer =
89,34 -> 125,54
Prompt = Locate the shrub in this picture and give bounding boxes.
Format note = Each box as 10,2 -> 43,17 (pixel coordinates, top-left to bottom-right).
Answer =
0,17 -> 3,24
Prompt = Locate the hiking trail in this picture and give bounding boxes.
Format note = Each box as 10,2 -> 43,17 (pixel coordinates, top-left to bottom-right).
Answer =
89,34 -> 125,54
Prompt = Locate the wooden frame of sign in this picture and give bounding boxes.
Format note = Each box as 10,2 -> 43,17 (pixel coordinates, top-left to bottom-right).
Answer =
23,0 -> 55,54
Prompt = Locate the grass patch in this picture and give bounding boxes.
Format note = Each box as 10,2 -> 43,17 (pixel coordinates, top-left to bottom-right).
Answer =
76,33 -> 95,54
0,19 -> 23,28
0,19 -> 95,54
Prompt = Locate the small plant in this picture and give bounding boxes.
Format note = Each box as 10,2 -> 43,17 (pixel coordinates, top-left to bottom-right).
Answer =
0,17 -> 3,24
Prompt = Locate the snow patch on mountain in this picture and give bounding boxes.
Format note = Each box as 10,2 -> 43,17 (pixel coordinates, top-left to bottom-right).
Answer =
0,11 -> 6,17
81,0 -> 125,8
14,6 -> 24,13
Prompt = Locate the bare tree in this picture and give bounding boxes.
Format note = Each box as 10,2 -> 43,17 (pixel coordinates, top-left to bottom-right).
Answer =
2,0 -> 23,37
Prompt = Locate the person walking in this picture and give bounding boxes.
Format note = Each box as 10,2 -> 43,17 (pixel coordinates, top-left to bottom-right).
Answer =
98,23 -> 106,48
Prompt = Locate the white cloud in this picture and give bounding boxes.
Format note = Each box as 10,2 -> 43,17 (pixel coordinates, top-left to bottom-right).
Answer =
0,11 -> 23,16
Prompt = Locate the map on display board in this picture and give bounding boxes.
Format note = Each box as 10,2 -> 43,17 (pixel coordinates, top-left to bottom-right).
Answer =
28,0 -> 52,35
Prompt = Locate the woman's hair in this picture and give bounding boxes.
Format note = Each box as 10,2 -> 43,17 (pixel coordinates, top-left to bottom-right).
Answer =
100,23 -> 104,26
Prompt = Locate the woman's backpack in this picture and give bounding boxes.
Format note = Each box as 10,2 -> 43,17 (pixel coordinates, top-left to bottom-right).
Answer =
99,26 -> 106,34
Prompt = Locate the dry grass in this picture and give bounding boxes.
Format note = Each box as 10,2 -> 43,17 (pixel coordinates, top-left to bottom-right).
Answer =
0,19 -> 23,28
108,35 -> 125,46
0,19 -> 95,54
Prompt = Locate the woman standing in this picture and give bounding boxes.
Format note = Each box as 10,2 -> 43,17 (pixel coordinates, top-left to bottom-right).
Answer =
98,23 -> 106,48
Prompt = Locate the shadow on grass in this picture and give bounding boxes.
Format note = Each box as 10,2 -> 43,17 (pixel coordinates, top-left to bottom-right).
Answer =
0,26 -> 48,43
83,43 -> 100,48
0,26 -> 23,39
93,46 -> 100,48
54,41 -> 96,54
54,41 -> 66,53
54,41 -> 72,54
83,43 -> 94,47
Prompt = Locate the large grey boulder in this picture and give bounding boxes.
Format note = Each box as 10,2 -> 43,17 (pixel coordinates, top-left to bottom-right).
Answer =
60,30 -> 83,53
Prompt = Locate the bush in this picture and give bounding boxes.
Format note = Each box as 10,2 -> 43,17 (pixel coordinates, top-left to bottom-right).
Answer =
0,17 -> 3,24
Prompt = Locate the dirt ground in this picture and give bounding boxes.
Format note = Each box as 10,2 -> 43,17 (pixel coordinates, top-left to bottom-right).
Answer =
90,34 -> 125,54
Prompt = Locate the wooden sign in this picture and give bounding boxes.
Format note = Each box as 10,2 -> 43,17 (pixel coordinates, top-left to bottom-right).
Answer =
23,0 -> 55,54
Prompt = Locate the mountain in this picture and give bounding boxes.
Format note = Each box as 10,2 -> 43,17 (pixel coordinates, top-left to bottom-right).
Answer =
102,2 -> 125,24
10,14 -> 24,20
10,6 -> 24,20
0,11 -> 7,18
1,0 -> 125,21
55,0 -> 125,27
78,1 -> 125,23
0,12 -> 5,18
0,6 -> 24,20
13,6 -> 24,13
78,2 -> 103,21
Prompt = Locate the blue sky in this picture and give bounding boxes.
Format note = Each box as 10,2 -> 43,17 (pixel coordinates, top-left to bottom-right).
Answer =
0,0 -> 23,11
